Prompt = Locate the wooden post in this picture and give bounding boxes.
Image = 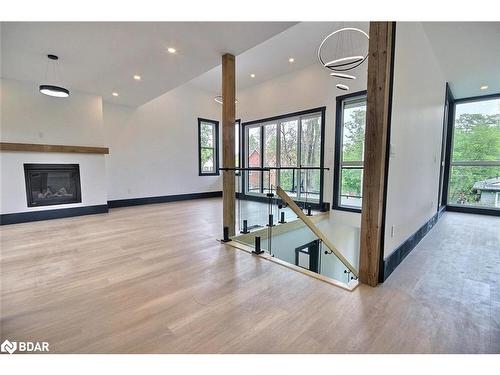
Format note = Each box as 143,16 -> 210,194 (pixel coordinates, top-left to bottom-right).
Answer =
222,53 -> 236,236
359,22 -> 395,286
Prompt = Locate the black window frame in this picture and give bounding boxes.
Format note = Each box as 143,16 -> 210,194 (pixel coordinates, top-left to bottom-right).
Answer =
333,90 -> 367,213
198,117 -> 220,176
240,107 -> 326,209
442,92 -> 500,216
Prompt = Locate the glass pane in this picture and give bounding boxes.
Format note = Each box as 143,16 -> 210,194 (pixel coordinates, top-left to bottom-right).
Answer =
279,169 -> 297,198
263,124 -> 277,193
201,148 -> 214,173
300,115 -> 321,167
200,122 -> 214,148
263,170 -> 277,194
247,126 -> 261,167
340,167 -> 363,208
235,121 -> 240,167
452,99 -> 500,162
448,165 -> 500,208
280,120 -> 298,167
247,125 -> 261,193
300,169 -> 320,202
342,98 -> 366,162
247,171 -> 261,193
264,124 -> 277,167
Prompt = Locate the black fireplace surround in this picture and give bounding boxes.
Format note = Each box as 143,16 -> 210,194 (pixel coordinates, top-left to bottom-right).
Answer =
24,164 -> 82,207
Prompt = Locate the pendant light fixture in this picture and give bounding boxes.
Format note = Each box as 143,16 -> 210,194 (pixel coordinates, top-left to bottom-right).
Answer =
318,26 -> 369,91
39,54 -> 70,98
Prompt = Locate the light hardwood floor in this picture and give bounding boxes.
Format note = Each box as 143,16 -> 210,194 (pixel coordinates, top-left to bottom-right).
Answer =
1,198 -> 499,353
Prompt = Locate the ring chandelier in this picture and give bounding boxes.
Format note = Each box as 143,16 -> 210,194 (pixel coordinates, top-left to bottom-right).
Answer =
214,95 -> 238,104
317,27 -> 369,92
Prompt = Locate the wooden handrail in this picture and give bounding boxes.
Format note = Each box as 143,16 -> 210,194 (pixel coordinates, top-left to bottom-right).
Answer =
275,185 -> 359,277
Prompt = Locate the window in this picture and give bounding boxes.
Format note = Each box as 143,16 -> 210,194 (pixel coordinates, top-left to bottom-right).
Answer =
334,91 -> 367,212
243,108 -> 325,204
198,118 -> 219,176
446,96 -> 500,211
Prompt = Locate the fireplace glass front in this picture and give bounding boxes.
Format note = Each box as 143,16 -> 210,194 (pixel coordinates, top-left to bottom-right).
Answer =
24,164 -> 82,207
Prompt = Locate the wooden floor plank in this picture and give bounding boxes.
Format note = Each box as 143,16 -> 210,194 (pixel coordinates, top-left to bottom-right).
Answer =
1,198 -> 499,353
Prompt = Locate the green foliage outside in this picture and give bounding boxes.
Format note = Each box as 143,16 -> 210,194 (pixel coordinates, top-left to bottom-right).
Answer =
246,117 -> 322,196
200,123 -> 215,172
341,107 -> 366,197
449,112 -> 500,206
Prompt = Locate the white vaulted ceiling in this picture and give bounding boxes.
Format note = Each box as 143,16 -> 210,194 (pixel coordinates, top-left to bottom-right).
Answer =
0,22 -> 295,106
190,22 -> 370,94
422,22 -> 500,99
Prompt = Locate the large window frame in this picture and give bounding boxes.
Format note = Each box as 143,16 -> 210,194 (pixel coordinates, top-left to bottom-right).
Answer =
241,107 -> 326,208
442,92 -> 500,215
198,118 -> 220,176
333,90 -> 367,213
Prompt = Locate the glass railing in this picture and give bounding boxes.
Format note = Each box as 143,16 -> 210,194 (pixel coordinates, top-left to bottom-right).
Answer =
223,166 -> 359,289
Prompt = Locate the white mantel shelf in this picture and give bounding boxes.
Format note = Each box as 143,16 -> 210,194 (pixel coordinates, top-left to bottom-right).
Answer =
0,142 -> 109,154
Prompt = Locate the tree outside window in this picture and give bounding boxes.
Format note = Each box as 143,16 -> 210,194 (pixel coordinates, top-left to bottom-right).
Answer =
198,118 -> 219,176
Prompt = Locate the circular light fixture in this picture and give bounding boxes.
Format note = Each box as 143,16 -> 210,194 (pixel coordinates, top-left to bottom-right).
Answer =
324,56 -> 365,69
480,85 -> 489,90
330,73 -> 356,80
112,92 -> 119,97
167,47 -> 176,54
39,85 -> 70,98
214,95 -> 238,104
336,84 -> 349,91
133,75 -> 141,80
288,57 -> 295,63
39,54 -> 70,98
250,73 -> 256,78
317,27 -> 369,72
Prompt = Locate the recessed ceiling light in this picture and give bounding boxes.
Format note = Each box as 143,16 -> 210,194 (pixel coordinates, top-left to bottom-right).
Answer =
133,75 -> 141,81
288,57 -> 295,63
336,84 -> 349,91
480,85 -> 488,90
112,92 -> 119,97
250,73 -> 256,78
167,47 -> 176,54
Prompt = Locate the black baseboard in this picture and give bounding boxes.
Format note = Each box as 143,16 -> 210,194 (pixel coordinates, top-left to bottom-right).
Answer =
445,205 -> 500,216
0,204 -> 109,225
381,208 -> 445,282
107,191 -> 223,208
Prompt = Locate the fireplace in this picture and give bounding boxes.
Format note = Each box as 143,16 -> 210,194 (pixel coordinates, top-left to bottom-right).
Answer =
24,164 -> 82,207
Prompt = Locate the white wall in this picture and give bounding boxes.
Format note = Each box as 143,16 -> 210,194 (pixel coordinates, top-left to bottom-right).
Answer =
236,62 -> 367,212
103,82 -> 222,201
384,22 -> 446,257
1,78 -> 104,145
0,78 -> 107,214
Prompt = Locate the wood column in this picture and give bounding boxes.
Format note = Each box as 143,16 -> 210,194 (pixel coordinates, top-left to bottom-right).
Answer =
222,53 -> 236,236
359,22 -> 395,286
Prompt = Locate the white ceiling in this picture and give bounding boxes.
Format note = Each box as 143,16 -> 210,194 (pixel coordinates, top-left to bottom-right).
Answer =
422,22 -> 500,99
0,22 -> 295,106
190,22 -> 369,94
2,22 -> 495,107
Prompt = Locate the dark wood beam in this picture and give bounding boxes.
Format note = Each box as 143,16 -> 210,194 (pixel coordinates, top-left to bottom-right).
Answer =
222,53 -> 236,236
359,22 -> 395,286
